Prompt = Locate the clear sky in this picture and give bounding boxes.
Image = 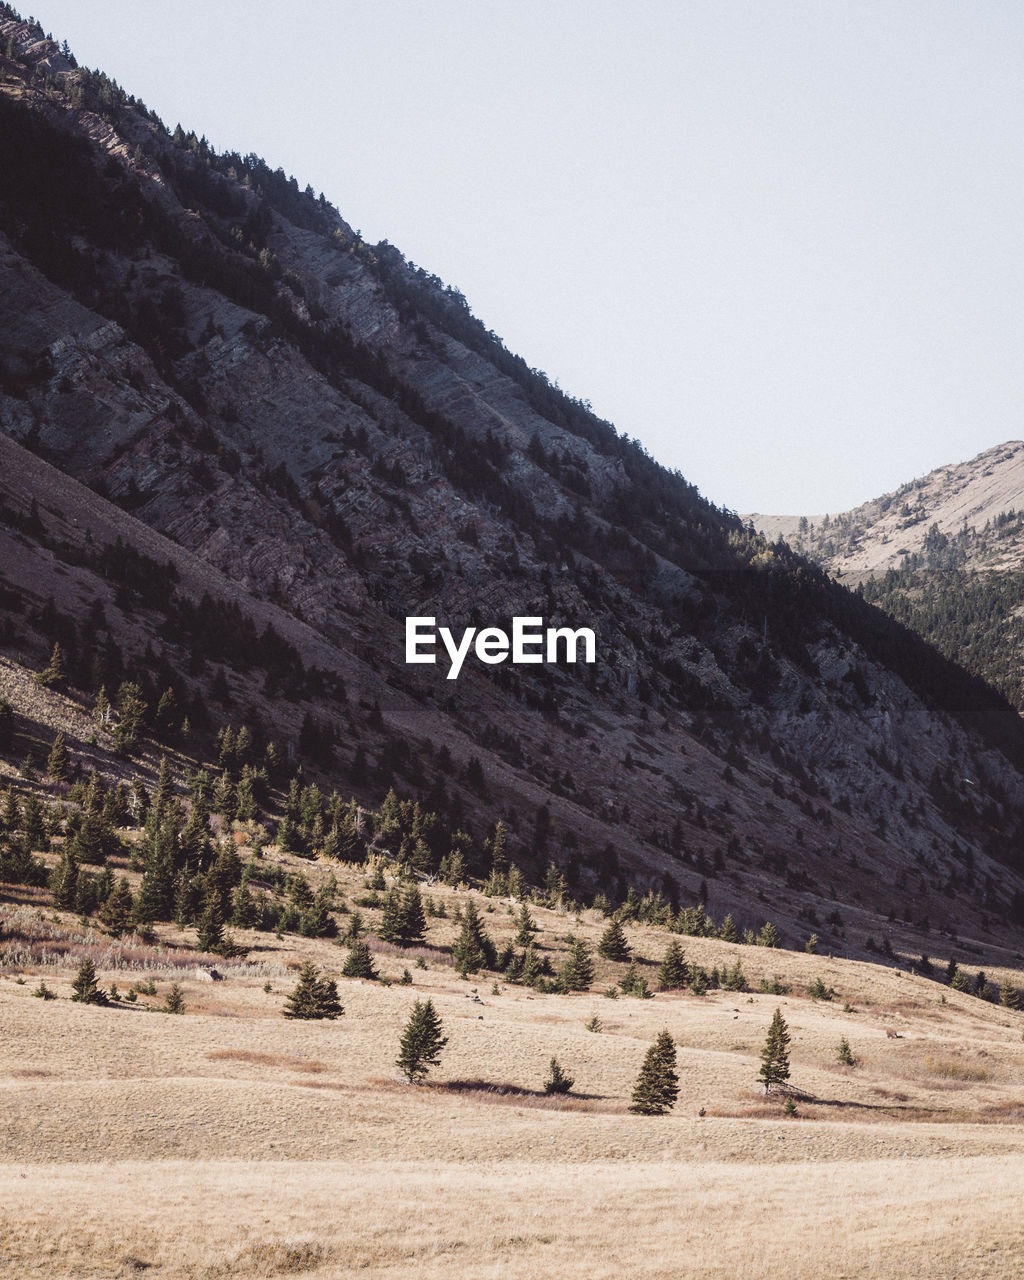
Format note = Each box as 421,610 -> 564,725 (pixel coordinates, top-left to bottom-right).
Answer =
26,1 -> 1024,514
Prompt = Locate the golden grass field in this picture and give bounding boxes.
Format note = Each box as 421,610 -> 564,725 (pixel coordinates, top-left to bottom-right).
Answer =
5,862 -> 1024,1278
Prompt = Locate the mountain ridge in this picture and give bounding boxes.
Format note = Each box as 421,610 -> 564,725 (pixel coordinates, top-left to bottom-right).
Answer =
749,440 -> 1024,577
3,4 -> 1024,960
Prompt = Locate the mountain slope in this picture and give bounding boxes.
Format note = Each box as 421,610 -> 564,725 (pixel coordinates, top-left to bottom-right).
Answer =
750,441 -> 1024,576
3,6 -> 1024,960
749,441 -> 1024,709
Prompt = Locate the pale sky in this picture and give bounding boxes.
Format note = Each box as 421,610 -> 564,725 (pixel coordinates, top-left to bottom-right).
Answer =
27,1 -> 1024,514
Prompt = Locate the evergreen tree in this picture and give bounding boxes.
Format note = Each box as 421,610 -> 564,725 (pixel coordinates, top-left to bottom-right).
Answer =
949,967 -> 972,993
396,884 -> 427,947
134,820 -> 177,925
396,997 -> 448,1082
519,942 -> 543,986
71,957 -> 108,1005
757,920 -> 781,948
452,899 -> 493,974
488,819 -> 509,879
619,959 -> 651,998
282,961 -> 344,1019
341,940 -> 379,979
46,731 -> 68,782
758,1007 -> 792,1093
657,939 -> 688,989
234,768 -> 257,822
543,1056 -> 574,1095
836,1036 -> 856,1066
35,642 -> 67,689
376,886 -> 403,943
50,845 -> 79,910
629,1029 -> 679,1115
999,979 -> 1021,1009
559,935 -> 595,991
197,894 -> 225,953
721,957 -> 747,992
334,814 -> 364,862
597,916 -> 632,961
164,983 -> 186,1014
718,913 -> 738,942
112,681 -> 147,755
514,901 -> 537,945
99,876 -> 135,935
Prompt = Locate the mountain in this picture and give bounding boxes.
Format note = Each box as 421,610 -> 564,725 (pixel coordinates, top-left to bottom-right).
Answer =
750,441 -> 1024,576
4,6 -> 1024,963
749,442 -> 1024,710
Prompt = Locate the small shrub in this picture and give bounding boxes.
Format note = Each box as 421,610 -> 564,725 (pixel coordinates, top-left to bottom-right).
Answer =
586,1014 -> 603,1033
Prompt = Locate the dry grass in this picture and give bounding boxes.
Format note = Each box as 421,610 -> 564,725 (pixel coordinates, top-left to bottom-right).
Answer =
6,859 -> 1024,1276
207,1049 -> 329,1074
3,1156 -> 1024,1279
922,1055 -> 993,1082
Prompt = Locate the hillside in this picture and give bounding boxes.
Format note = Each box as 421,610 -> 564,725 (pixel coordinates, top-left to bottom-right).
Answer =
7,9 -> 1024,1275
749,442 -> 1024,709
750,441 -> 1024,576
3,8 -> 1024,963
6,827 -> 1024,1279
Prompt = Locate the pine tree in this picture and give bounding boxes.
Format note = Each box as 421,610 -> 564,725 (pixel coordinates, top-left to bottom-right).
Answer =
658,939 -> 688,989
597,916 -> 632,961
396,998 -> 448,1082
514,901 -> 537,945
519,942 -> 543,986
488,819 -> 509,878
112,681 -> 147,755
629,1030 -> 679,1115
543,1056 -> 574,1095
197,895 -> 225,954
35,642 -> 67,689
282,961 -> 344,1019
341,939 -> 378,979
71,957 -> 108,1005
396,884 -> 427,947
452,899 -> 493,974
559,935 -> 595,991
999,979 -> 1021,1009
50,845 -> 79,910
836,1036 -> 856,1066
164,983 -> 186,1014
619,959 -> 651,998
376,886 -> 403,943
757,921 -> 781,948
99,876 -> 135,936
950,967 -> 972,993
46,731 -> 68,782
758,1007 -> 792,1093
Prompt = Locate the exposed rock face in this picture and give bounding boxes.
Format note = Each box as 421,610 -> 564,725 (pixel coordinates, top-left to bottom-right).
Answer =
4,9 -> 1024,958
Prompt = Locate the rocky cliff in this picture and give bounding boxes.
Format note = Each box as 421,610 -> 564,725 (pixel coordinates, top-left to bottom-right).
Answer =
4,7 -> 1024,961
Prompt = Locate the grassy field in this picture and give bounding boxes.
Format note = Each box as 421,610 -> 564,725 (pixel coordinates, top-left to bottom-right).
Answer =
4,866 -> 1024,1278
